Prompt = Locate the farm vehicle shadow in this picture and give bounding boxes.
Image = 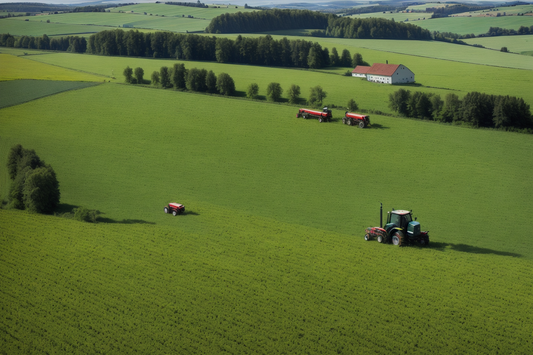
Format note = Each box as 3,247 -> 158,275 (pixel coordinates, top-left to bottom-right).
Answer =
429,242 -> 521,258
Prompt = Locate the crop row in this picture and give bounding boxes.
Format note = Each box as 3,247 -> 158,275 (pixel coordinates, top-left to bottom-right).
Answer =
1,209 -> 532,353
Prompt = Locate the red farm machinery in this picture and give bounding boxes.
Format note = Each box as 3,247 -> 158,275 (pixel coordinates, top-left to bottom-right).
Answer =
164,202 -> 185,216
343,111 -> 370,128
296,107 -> 332,122
365,203 -> 429,246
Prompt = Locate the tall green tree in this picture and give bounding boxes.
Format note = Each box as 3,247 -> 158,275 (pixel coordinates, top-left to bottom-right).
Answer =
340,49 -> 352,67
287,84 -> 301,104
23,165 -> 60,214
347,98 -> 359,112
134,67 -> 144,84
266,82 -> 283,102
171,63 -> 186,89
216,73 -> 236,96
160,66 -> 171,88
329,47 -> 340,66
247,83 -> 259,99
388,88 -> 411,116
123,66 -> 133,83
206,70 -> 217,93
151,71 -> 160,86
308,85 -> 327,106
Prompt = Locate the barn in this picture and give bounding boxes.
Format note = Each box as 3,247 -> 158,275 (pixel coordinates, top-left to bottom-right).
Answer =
352,63 -> 415,84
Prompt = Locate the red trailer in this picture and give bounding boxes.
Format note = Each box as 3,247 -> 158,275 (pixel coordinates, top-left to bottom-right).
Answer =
296,107 -> 332,122
343,111 -> 370,128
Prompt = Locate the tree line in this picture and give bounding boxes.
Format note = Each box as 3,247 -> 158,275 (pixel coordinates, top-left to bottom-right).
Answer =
1,30 -> 367,70
0,33 -> 86,52
429,4 -> 492,18
122,63 -> 364,110
389,89 -> 533,132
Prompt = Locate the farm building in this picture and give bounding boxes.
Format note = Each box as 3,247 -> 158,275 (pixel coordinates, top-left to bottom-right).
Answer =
352,63 -> 415,84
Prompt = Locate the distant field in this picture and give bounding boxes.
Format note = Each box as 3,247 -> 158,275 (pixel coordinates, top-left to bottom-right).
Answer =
0,53 -> 104,82
415,15 -> 533,35
463,34 -> 533,54
16,12 -> 210,33
109,3 -> 255,19
457,4 -> 533,16
350,12 -> 432,22
0,17 -> 105,36
0,79 -> 99,108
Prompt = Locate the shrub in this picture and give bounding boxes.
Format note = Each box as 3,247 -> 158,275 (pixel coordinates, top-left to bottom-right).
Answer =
216,73 -> 235,96
73,207 -> 99,223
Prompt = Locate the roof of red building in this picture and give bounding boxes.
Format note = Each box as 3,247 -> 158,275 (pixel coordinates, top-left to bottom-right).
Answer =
352,65 -> 371,74
367,63 -> 400,76
352,63 -> 404,77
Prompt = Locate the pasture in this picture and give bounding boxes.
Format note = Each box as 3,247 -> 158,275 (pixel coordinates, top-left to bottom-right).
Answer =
19,43 -> 533,107
0,17 -> 103,37
463,34 -> 533,55
1,6 -> 533,353
415,15 -> 533,35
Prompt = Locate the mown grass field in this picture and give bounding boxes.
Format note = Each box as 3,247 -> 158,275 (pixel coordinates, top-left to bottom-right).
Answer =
108,3 -> 254,19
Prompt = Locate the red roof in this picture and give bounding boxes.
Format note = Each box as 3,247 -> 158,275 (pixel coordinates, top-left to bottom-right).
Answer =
352,66 -> 371,74
367,63 -> 400,76
352,63 -> 403,77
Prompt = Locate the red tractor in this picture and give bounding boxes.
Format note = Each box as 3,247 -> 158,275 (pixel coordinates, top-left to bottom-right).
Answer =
343,111 -> 370,128
164,202 -> 185,216
296,107 -> 332,122
365,203 -> 429,246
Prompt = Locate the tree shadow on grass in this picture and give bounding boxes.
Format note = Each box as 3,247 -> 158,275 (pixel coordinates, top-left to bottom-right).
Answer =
56,203 -> 79,214
428,242 -> 521,258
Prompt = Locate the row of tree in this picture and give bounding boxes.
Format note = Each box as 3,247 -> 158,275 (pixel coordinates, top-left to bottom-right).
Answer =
123,64 -> 344,108
0,33 -> 87,52
429,4 -> 492,18
388,89 -> 532,131
7,145 -> 60,214
125,64 -> 236,95
1,30 -> 367,70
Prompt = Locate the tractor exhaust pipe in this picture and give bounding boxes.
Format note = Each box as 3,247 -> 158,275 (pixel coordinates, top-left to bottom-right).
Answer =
380,202 -> 383,228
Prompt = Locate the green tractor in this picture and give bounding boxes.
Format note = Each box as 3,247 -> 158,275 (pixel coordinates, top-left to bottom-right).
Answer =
365,203 -> 429,246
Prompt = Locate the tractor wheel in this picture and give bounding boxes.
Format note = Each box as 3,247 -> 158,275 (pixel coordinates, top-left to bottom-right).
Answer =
342,117 -> 347,124
347,118 -> 352,126
364,234 -> 370,241
392,231 -> 405,246
164,207 -> 169,214
319,117 -> 323,123
172,210 -> 177,216
359,120 -> 365,128
377,235 -> 383,243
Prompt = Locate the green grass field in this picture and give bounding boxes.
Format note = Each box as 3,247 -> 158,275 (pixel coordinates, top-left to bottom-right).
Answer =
1,7 -> 533,353
415,15 -> 533,36
463,34 -> 533,55
1,80 -> 533,353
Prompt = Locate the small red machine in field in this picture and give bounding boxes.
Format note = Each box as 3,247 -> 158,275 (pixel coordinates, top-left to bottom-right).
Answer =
343,111 -> 370,128
296,107 -> 332,122
164,203 -> 185,216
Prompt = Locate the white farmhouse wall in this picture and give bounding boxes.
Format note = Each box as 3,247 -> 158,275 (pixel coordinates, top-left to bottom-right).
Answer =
352,73 -> 366,78
390,65 -> 415,84
367,75 -> 391,84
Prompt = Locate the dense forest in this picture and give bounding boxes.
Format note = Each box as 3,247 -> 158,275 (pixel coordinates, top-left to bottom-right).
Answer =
206,9 -> 433,41
206,9 -> 330,34
429,4 -> 493,18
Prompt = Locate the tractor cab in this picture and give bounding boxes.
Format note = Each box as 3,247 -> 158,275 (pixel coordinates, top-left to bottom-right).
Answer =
385,210 -> 420,237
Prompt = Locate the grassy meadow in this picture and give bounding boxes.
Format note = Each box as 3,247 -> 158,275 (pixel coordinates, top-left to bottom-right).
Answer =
463,34 -> 533,55
1,5 -> 533,354
415,15 -> 533,35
